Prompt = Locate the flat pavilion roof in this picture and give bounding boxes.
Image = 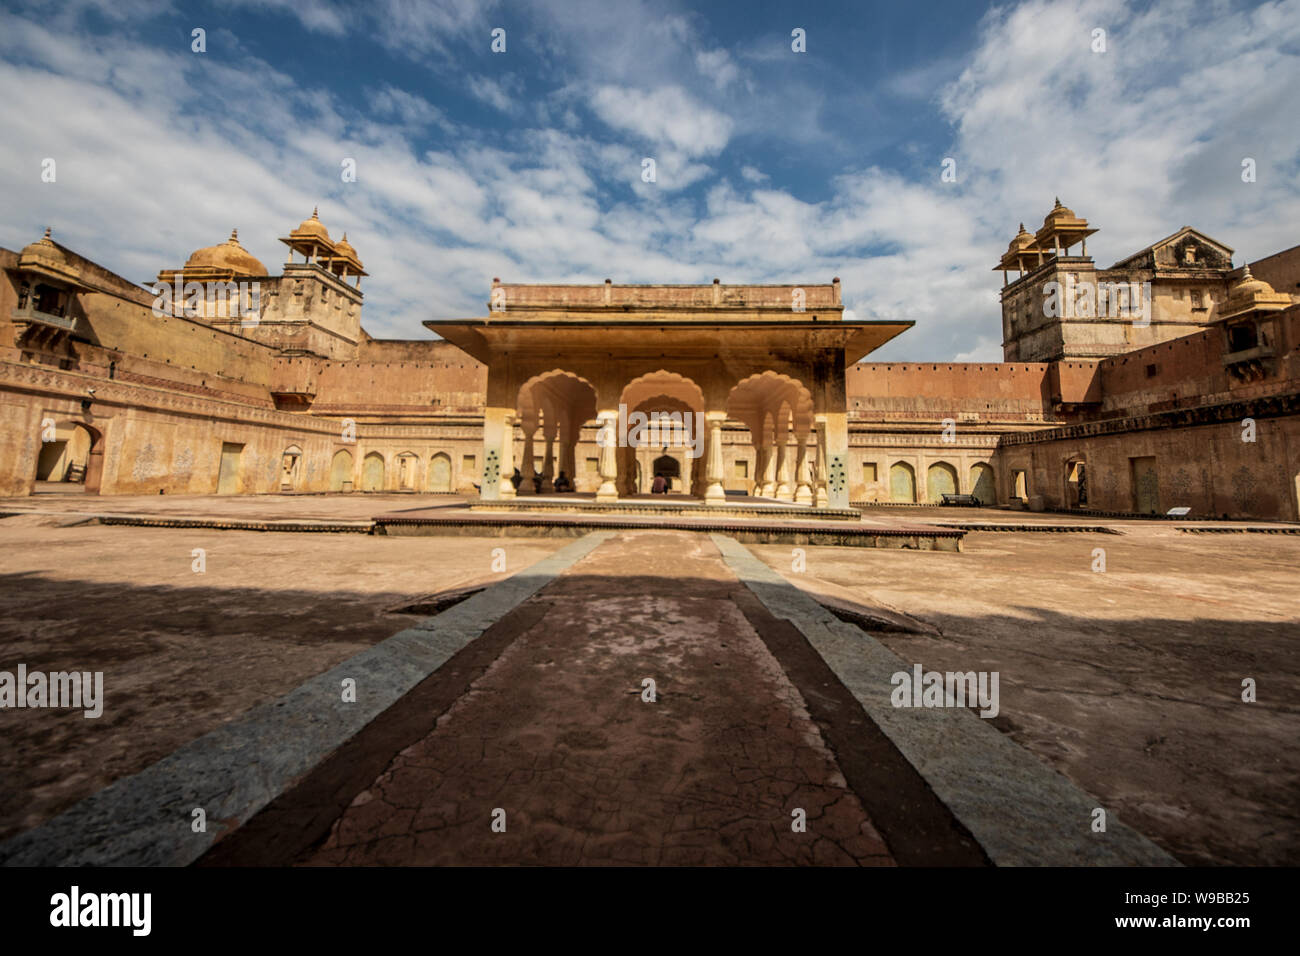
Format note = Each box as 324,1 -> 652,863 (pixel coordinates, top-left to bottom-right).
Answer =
423,317 -> 914,366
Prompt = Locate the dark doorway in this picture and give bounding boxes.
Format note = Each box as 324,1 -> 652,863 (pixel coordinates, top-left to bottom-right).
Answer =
652,453 -> 680,491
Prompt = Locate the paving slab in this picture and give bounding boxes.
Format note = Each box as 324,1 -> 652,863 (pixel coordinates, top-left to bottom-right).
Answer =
0,532 -> 610,866
710,533 -> 1180,867
293,531 -> 898,866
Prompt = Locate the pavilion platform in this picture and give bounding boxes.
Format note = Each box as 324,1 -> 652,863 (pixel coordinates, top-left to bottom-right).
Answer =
467,491 -> 861,520
375,498 -> 965,550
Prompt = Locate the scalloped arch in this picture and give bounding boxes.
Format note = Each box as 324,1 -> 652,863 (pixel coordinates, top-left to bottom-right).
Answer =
619,369 -> 706,410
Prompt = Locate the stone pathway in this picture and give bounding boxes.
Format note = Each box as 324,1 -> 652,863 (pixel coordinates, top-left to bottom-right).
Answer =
296,531 -> 895,866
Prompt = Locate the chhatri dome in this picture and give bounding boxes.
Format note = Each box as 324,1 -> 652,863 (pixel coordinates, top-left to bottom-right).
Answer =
294,206 -> 331,244
1219,265 -> 1292,320
1006,222 -> 1035,254
333,232 -> 362,268
1043,197 -> 1078,226
20,227 -> 69,269
18,227 -> 86,287
184,229 -> 266,277
1228,264 -> 1274,300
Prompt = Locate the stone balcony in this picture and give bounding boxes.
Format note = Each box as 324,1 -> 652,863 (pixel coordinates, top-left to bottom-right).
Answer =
11,301 -> 76,332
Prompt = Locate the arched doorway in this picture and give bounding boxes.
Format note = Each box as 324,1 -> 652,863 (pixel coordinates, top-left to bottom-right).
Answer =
329,449 -> 354,491
890,462 -> 916,502
516,370 -> 599,496
726,371 -> 815,503
620,370 -> 706,497
1065,457 -> 1087,508
280,444 -> 303,491
362,452 -> 385,491
652,453 -> 681,491
1012,469 -> 1029,501
969,462 -> 995,505
35,421 -> 95,491
396,451 -> 418,491
35,424 -> 91,486
429,452 -> 452,493
927,461 -> 958,502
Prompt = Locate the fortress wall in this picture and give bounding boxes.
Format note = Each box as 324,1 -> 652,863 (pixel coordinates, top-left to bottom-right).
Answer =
1095,308 -> 1300,415
994,414 -> 1300,520
60,288 -> 278,391
312,339 -> 486,413
846,361 -> 1055,423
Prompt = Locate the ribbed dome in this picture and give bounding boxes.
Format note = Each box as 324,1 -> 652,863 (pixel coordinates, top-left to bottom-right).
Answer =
1044,197 -> 1077,225
1227,265 -> 1275,299
184,229 -> 266,276
334,232 -> 360,265
19,227 -> 67,267
294,206 -> 331,243
1007,223 -> 1034,253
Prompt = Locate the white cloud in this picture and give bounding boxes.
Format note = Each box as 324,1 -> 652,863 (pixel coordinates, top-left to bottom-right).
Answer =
588,85 -> 734,158
695,48 -> 741,89
218,0 -> 350,36
368,85 -> 448,130
466,74 -> 523,114
1,0 -> 1296,362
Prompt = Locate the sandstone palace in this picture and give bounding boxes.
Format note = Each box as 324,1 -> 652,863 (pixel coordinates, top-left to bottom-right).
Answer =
3,200 -> 1298,519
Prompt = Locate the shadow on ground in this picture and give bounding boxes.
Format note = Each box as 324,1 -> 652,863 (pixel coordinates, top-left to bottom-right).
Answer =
0,562 -> 1295,865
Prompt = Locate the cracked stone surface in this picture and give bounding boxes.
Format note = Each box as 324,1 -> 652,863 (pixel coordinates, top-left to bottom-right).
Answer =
299,532 -> 894,866
750,529 -> 1300,866
0,518 -> 566,843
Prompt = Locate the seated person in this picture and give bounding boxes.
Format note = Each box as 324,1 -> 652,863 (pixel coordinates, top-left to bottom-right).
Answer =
651,474 -> 667,494
553,470 -> 572,492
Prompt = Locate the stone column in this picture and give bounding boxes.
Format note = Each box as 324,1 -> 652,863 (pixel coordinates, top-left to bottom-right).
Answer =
540,414 -> 556,493
618,445 -> 637,496
794,428 -> 813,504
812,416 -> 829,509
562,418 -> 578,484
824,411 -> 849,509
520,416 -> 536,494
760,418 -> 778,498
704,411 -> 727,505
596,409 -> 619,502
775,414 -> 794,501
480,406 -> 512,501
498,411 -> 517,500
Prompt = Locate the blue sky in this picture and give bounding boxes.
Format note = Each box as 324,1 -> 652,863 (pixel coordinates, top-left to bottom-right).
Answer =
1,0 -> 1298,360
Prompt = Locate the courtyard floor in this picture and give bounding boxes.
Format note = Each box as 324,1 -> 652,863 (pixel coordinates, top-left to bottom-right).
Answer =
0,493 -> 1296,865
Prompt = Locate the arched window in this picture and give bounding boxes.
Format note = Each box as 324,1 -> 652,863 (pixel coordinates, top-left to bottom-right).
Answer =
926,462 -> 958,502
362,452 -> 385,491
969,463 -> 995,505
889,462 -> 916,503
330,449 -> 354,492
428,453 -> 452,493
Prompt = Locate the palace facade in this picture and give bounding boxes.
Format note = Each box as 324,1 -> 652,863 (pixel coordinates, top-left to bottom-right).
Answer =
2,201 -> 1298,518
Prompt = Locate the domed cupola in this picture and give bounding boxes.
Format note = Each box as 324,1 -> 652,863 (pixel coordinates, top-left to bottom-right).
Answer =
182,229 -> 267,278
1219,265 -> 1292,321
